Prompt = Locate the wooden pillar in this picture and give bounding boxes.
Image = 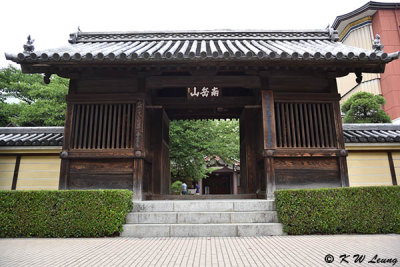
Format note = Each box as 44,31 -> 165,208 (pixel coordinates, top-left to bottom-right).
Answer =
133,100 -> 145,200
261,90 -> 276,199
199,178 -> 203,195
59,80 -> 76,190
331,79 -> 349,187
150,107 -> 170,195
388,152 -> 398,185
233,172 -> 238,195
240,107 -> 259,194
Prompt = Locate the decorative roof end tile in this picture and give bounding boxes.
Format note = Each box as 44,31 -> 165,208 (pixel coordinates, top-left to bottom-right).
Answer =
372,34 -> 384,52
23,35 -> 34,53
328,27 -> 339,41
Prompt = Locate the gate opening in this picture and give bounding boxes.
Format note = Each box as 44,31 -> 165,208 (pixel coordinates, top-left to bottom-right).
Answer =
169,119 -> 240,195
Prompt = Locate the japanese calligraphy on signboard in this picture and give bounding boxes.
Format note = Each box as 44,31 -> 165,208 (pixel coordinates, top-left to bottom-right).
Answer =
187,86 -> 221,100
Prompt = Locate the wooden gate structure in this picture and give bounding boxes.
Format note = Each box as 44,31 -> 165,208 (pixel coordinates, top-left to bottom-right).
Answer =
6,29 -> 399,199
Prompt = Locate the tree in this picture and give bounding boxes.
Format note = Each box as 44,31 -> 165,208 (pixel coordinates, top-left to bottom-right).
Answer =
0,65 -> 68,126
342,92 -> 391,123
169,119 -> 239,182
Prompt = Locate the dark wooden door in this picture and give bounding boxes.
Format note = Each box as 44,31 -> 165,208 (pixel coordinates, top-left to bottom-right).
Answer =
150,108 -> 170,194
203,174 -> 232,194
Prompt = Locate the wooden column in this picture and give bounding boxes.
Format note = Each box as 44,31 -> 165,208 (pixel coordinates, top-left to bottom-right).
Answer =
149,107 -> 170,195
233,172 -> 238,195
388,152 -> 398,185
331,80 -> 349,187
59,80 -> 76,190
133,100 -> 145,200
11,155 -> 21,190
240,107 -> 259,194
261,90 -> 276,199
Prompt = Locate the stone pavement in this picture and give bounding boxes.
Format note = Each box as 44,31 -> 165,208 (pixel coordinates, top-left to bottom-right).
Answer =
0,235 -> 399,266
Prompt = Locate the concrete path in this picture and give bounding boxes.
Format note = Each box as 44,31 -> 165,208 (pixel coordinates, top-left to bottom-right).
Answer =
0,235 -> 399,266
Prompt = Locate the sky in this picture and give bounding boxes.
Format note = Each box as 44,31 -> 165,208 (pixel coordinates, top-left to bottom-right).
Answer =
0,0 -> 396,68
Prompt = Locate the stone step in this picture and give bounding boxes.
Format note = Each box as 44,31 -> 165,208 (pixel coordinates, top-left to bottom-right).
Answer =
131,200 -> 275,212
121,223 -> 285,237
126,211 -> 279,224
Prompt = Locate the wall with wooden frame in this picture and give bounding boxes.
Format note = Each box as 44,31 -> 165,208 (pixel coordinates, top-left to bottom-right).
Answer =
1,146 -> 399,191
346,145 -> 399,186
59,76 -> 147,199
0,149 -> 61,190
260,72 -> 349,199
56,68 -> 350,198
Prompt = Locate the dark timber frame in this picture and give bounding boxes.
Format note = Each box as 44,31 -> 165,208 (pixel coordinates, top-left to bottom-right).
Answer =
6,30 -> 398,200
54,66 -> 350,200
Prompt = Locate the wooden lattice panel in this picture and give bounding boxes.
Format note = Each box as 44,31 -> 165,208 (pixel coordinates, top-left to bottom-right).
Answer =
274,102 -> 336,148
70,103 -> 135,150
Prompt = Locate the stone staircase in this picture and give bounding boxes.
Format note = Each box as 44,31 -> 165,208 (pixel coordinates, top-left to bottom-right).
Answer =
121,200 -> 285,237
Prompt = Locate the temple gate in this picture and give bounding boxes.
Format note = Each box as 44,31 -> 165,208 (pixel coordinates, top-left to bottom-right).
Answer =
6,29 -> 398,199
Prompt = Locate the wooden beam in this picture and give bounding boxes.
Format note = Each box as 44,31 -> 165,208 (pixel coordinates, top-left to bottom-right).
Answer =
271,148 -> 345,158
67,94 -> 144,103
261,90 -> 276,199
153,96 -> 256,108
274,93 -> 341,101
146,75 -> 261,89
388,152 -> 398,186
11,155 -> 21,190
133,158 -> 144,200
61,151 -> 139,159
261,91 -> 276,150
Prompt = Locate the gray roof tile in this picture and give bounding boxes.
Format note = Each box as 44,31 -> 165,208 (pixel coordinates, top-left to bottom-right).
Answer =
5,30 -> 399,64
0,127 -> 63,146
2,124 -> 400,147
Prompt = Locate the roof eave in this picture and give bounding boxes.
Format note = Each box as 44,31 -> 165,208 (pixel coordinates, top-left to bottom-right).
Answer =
15,59 -> 390,77
333,1 -> 400,30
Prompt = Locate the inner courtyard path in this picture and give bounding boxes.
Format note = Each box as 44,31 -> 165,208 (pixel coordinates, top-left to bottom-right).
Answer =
0,235 -> 399,266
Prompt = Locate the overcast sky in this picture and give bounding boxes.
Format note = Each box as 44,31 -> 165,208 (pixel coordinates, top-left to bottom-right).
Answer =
1,0 -> 395,68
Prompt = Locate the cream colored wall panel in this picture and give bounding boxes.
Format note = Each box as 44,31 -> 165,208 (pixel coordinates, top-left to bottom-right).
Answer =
347,152 -> 392,186
17,179 -> 59,187
19,163 -> 61,171
337,24 -> 381,102
351,182 -> 393,186
0,156 -> 16,190
392,152 -> 400,184
20,156 -> 60,163
340,79 -> 382,103
16,155 -> 60,190
17,186 -> 58,190
342,24 -> 374,50
18,171 -> 59,179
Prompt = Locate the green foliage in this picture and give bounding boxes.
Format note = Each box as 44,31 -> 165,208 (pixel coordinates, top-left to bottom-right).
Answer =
342,92 -> 391,123
0,190 -> 133,237
0,65 -> 68,126
275,186 -> 400,235
171,181 -> 183,194
169,119 -> 239,181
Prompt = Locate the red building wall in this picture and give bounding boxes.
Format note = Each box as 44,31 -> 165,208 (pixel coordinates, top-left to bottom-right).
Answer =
372,9 -> 400,121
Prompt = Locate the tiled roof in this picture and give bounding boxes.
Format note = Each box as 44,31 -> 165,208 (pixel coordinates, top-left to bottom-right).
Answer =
1,124 -> 400,147
0,127 -> 64,146
332,1 -> 400,32
343,124 -> 400,143
5,30 -> 399,64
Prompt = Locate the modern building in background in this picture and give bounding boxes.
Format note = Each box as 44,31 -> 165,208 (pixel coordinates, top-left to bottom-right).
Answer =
333,1 -> 400,123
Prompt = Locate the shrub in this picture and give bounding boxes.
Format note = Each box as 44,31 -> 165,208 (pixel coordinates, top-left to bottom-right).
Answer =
275,186 -> 400,235
171,181 -> 183,194
0,190 -> 133,237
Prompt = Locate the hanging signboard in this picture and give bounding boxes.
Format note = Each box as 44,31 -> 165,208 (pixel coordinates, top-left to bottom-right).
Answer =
187,86 -> 221,100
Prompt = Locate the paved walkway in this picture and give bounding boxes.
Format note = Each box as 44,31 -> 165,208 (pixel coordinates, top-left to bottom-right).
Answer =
0,235 -> 399,266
